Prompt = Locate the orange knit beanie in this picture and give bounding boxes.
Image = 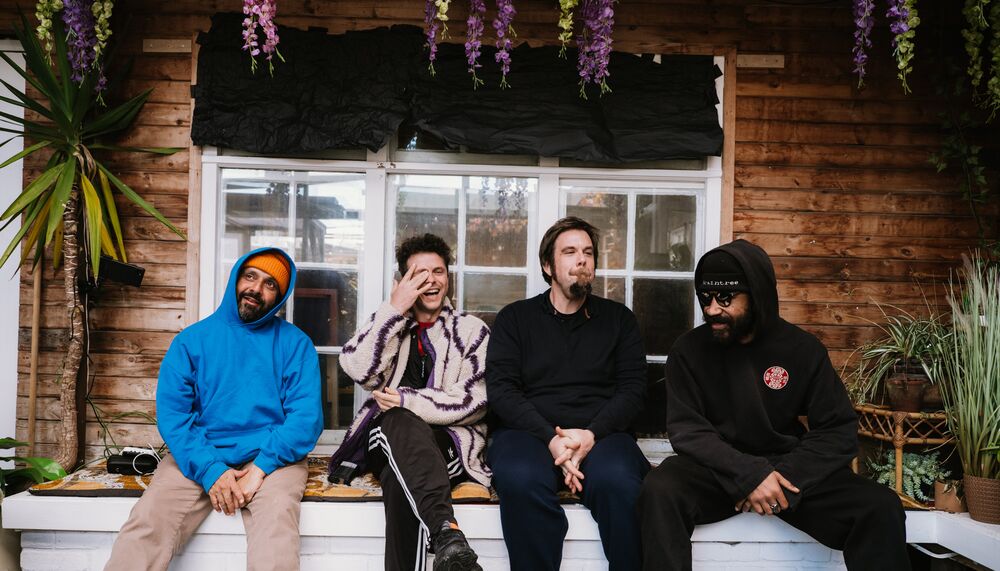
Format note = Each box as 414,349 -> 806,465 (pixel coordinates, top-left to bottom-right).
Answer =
244,252 -> 291,295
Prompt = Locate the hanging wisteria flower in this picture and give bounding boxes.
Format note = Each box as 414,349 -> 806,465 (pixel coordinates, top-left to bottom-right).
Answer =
35,0 -> 63,55
493,0 -> 516,88
465,0 -> 486,87
557,0 -> 579,58
62,0 -> 99,82
577,0 -> 615,97
91,0 -> 113,65
887,0 -> 920,93
424,0 -> 441,74
436,0 -> 453,34
242,0 -> 283,75
852,0 -> 874,88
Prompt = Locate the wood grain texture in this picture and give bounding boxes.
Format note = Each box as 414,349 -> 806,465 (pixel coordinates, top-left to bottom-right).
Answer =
3,0 -> 991,453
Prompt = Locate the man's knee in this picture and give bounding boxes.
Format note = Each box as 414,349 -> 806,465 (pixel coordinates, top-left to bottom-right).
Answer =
584,457 -> 645,499
492,455 -> 553,493
638,462 -> 691,510
379,406 -> 429,434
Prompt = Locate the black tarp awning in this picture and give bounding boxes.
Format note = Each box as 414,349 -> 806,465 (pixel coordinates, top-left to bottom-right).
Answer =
192,14 -> 723,163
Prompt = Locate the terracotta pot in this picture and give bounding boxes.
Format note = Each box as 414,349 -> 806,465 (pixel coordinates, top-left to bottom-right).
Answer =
885,372 -> 928,412
922,383 -> 943,410
964,475 -> 1000,524
933,481 -> 966,513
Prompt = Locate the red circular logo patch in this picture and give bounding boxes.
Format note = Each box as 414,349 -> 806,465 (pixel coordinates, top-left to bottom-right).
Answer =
763,366 -> 789,390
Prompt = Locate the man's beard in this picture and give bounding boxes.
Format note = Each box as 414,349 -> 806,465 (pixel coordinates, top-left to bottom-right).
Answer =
569,280 -> 593,299
705,310 -> 754,346
238,291 -> 274,322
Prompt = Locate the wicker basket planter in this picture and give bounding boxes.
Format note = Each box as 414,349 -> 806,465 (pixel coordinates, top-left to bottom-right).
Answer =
964,475 -> 1000,524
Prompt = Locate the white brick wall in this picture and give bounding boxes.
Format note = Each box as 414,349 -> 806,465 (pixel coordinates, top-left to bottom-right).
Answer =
19,531 -> 847,571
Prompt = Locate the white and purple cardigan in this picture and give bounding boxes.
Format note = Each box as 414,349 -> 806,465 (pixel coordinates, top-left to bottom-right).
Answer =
329,299 -> 492,487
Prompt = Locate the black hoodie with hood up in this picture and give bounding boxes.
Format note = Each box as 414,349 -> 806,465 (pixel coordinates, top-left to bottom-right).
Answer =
664,240 -> 858,508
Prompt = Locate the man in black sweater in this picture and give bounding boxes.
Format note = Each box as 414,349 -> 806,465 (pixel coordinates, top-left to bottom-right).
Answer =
486,217 -> 649,571
639,240 -> 909,570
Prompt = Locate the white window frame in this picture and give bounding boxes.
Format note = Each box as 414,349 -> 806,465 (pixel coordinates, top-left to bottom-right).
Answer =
197,56 -> 726,449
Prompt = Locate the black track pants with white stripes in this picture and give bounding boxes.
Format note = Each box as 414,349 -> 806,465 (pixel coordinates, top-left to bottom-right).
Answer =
367,407 -> 467,571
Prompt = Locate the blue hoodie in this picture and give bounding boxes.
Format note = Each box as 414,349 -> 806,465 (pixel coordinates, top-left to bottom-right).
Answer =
156,247 -> 323,491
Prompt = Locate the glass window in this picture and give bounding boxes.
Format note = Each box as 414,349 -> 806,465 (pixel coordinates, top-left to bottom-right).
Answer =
219,168 -> 365,429
563,183 -> 702,437
209,149 -> 717,441
390,174 -> 537,327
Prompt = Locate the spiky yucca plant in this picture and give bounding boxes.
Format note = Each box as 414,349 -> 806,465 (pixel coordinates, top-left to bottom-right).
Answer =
0,14 -> 183,471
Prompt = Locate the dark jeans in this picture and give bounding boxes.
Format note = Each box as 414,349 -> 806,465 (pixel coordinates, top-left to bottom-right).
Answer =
488,428 -> 650,571
367,407 -> 465,571
638,454 -> 911,571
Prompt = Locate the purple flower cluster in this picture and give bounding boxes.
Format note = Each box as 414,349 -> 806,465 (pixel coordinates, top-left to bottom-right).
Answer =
61,0 -> 98,83
424,0 -> 441,74
493,0 -> 516,88
242,0 -> 281,74
852,0 -> 874,87
577,0 -> 615,96
465,0 -> 486,87
887,0 -> 910,47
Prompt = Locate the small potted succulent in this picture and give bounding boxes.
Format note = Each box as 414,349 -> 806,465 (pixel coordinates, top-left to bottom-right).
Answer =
867,449 -> 951,504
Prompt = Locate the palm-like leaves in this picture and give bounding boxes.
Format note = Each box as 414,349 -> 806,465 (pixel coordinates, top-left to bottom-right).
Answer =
0,14 -> 183,277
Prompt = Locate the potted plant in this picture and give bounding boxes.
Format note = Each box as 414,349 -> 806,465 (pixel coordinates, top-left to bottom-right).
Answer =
847,303 -> 950,411
934,479 -> 966,513
939,254 -> 1000,524
1,438 -> 67,568
0,12 -> 183,471
867,449 -> 951,504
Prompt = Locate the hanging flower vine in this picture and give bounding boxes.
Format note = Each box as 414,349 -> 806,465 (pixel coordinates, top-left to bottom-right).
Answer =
887,0 -> 920,93
465,0 -> 486,87
577,0 -> 615,96
493,0 -> 516,88
35,0 -> 63,54
242,0 -> 282,75
852,0 -> 874,87
557,0 -> 579,57
987,1 -> 1000,116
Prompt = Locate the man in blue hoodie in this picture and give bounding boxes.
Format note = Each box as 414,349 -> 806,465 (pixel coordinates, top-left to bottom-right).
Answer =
105,248 -> 323,571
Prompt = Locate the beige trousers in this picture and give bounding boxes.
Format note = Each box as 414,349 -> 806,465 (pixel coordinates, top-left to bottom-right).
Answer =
104,455 -> 308,571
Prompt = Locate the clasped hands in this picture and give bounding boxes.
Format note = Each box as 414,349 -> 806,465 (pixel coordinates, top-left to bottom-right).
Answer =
548,427 -> 595,494
208,463 -> 266,515
735,470 -> 800,516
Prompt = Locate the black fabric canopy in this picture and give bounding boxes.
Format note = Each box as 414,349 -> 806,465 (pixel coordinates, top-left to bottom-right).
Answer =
192,13 -> 723,162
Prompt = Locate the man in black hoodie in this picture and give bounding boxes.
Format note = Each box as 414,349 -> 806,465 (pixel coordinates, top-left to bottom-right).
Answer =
638,240 -> 909,570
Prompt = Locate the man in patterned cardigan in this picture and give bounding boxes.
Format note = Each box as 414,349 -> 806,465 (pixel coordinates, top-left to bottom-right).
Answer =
328,234 -> 490,571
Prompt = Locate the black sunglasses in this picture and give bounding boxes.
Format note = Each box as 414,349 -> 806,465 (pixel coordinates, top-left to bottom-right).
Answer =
697,291 -> 738,308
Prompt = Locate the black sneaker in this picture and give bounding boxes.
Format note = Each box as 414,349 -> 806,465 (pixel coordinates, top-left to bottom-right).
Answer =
431,525 -> 482,571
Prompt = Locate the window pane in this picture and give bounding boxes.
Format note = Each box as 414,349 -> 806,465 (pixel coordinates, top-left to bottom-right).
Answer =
319,354 -> 357,430
563,190 -> 627,270
464,273 -> 526,327
221,169 -> 292,255
295,173 -> 365,265
392,174 -> 460,249
466,177 -> 536,267
633,361 -> 667,437
633,279 -> 694,355
294,269 -> 358,348
592,276 -> 625,304
635,194 -> 696,271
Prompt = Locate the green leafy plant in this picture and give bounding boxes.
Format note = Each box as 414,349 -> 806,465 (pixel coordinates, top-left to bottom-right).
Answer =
0,438 -> 66,500
939,253 -> 1000,480
0,13 -> 183,470
867,449 -> 951,502
846,302 -> 951,405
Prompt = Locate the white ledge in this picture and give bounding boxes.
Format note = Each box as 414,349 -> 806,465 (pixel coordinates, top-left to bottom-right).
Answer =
3,493 -> 999,569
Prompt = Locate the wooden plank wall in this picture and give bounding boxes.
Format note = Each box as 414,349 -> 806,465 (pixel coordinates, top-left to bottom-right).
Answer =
1,0 -> 989,461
